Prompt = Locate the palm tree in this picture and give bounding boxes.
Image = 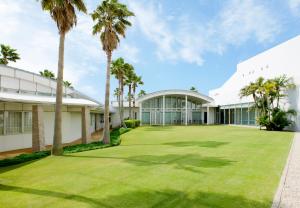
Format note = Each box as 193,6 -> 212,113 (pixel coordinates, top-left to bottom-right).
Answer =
39,69 -> 55,79
111,58 -> 127,127
138,90 -> 146,98
125,65 -> 135,119
91,0 -> 134,144
132,75 -> 143,107
63,80 -> 72,87
190,86 -> 197,92
0,44 -> 20,65
272,75 -> 295,108
40,0 -> 87,155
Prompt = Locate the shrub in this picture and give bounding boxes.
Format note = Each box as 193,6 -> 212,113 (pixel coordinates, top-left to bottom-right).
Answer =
0,150 -> 51,167
258,108 -> 296,131
0,127 -> 132,167
124,120 -> 140,128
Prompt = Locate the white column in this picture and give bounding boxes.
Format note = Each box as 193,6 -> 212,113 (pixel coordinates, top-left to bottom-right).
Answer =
185,95 -> 188,125
207,106 -> 209,125
241,107 -> 243,125
139,101 -> 142,126
223,109 -> 225,124
234,106 -> 237,125
81,106 -> 91,144
248,104 -> 250,125
229,108 -> 231,124
163,96 -> 165,126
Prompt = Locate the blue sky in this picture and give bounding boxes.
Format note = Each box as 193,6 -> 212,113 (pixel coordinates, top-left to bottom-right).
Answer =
1,0 -> 300,102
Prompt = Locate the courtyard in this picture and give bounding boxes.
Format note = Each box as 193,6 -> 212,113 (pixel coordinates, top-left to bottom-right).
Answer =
0,126 -> 294,208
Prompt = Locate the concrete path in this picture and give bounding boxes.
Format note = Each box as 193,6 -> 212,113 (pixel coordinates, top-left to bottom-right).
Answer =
272,132 -> 300,208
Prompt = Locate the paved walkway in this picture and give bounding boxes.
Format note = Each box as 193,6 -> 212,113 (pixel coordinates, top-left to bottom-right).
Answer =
272,132 -> 300,208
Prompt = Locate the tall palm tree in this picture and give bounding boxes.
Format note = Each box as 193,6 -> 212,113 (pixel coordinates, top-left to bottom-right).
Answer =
125,64 -> 135,119
91,0 -> 134,144
272,75 -> 295,108
111,58 -> 127,127
190,86 -> 197,92
40,0 -> 87,155
0,44 -> 20,65
132,75 -> 143,108
39,69 -> 55,79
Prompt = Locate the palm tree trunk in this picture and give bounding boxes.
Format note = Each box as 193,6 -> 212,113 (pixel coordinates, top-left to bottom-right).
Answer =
133,86 -> 136,108
120,78 -> 126,128
52,33 -> 65,156
128,85 -> 132,119
102,51 -> 112,144
117,80 -> 122,126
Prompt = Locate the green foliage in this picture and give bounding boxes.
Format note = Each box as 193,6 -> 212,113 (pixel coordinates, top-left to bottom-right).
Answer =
240,75 -> 296,131
39,69 -> 55,79
0,150 -> 50,167
0,128 -> 132,167
0,44 -> 20,65
124,120 -> 140,128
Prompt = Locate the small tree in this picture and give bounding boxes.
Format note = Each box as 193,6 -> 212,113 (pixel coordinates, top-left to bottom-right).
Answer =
190,86 -> 197,92
240,75 -> 296,131
39,69 -> 55,79
138,90 -> 146,98
0,44 -> 20,65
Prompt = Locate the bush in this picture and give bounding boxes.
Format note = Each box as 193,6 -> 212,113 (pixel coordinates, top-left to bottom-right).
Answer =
258,108 -> 296,131
0,150 -> 51,167
0,127 -> 132,167
124,120 -> 140,128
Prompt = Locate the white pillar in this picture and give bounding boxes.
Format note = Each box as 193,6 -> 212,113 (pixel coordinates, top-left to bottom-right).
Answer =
140,101 -> 142,126
248,104 -> 250,125
185,95 -> 188,125
241,107 -> 243,125
81,106 -> 91,144
223,109 -> 225,124
163,96 -> 165,126
229,108 -> 231,124
234,106 -> 237,125
207,106 -> 209,125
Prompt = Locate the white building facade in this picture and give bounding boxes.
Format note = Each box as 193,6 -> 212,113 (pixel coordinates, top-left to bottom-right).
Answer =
0,65 -> 106,152
113,36 -> 300,131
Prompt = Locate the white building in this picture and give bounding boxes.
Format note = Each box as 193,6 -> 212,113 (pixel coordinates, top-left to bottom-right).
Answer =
0,65 -> 106,153
1,35 -> 300,153
113,36 -> 300,131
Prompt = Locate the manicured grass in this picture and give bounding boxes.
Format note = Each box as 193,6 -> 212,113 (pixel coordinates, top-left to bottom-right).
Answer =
0,126 -> 293,208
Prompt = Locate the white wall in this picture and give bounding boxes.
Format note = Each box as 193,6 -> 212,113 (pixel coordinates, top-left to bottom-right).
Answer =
209,35 -> 300,130
0,111 -> 83,152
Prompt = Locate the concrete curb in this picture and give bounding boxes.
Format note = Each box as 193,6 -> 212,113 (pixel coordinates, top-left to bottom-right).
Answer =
271,133 -> 297,208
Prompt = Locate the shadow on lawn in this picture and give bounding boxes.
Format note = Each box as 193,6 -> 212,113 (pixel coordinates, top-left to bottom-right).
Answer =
163,141 -> 230,148
0,184 -> 270,208
142,126 -> 175,131
64,154 -> 235,173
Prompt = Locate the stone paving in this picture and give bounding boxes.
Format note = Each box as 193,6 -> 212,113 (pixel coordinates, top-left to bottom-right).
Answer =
272,133 -> 300,208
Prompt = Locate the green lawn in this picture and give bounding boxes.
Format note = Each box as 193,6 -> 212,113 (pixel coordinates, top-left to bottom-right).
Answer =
0,126 -> 294,208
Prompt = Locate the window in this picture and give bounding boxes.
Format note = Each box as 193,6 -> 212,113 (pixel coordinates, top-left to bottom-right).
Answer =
24,112 -> 32,132
6,112 -> 22,134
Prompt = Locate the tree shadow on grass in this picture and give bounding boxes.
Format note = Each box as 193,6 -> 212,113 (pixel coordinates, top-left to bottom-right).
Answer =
64,154 -> 235,173
142,126 -> 175,131
0,159 -> 42,174
163,141 -> 230,148
0,184 -> 270,208
0,184 -> 113,208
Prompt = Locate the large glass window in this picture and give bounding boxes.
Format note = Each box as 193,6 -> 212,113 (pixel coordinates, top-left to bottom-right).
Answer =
6,112 -> 22,134
24,112 -> 32,133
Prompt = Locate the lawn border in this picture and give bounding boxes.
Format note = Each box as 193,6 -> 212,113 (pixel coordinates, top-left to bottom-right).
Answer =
271,132 -> 296,208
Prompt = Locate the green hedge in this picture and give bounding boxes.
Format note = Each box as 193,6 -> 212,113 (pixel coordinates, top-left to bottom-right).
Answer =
0,150 -> 51,167
124,120 -> 140,128
0,127 -> 132,167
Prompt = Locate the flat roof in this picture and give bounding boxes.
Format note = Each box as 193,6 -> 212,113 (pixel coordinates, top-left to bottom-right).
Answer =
0,92 -> 99,107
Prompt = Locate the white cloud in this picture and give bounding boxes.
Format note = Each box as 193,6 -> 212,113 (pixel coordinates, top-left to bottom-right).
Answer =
289,0 -> 300,14
128,0 -> 281,66
219,0 -> 281,44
